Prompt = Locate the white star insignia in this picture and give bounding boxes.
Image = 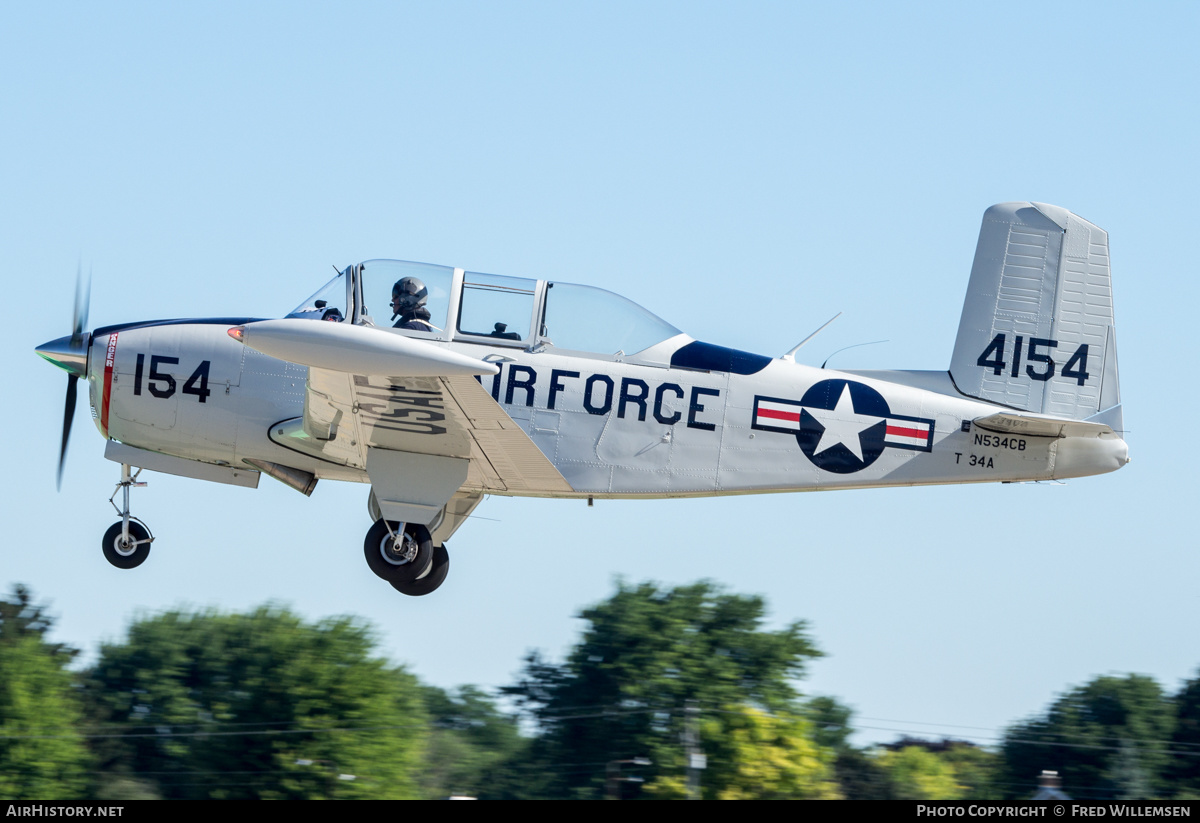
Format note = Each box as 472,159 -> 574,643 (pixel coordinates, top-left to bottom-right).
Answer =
805,384 -> 880,461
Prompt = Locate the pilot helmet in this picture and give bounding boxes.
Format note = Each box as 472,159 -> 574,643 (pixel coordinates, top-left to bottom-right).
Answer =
391,277 -> 429,318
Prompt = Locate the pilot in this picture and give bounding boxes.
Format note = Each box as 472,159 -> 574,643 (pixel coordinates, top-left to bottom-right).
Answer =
391,277 -> 435,332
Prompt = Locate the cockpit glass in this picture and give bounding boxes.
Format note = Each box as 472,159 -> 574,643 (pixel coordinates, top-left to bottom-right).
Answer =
541,282 -> 680,355
359,260 -> 454,334
287,272 -> 348,322
457,272 -> 536,341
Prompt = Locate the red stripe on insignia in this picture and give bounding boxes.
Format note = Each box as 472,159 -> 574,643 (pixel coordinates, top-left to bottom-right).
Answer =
100,332 -> 118,437
757,407 -> 801,423
886,424 -> 926,439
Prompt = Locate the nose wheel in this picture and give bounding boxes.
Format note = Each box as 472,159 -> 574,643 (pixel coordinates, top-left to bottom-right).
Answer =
102,521 -> 152,569
103,463 -> 154,569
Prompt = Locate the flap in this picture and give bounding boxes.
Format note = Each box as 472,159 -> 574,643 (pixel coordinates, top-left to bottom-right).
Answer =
303,367 -> 574,496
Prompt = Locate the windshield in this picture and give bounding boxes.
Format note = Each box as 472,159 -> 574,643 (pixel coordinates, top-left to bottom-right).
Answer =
541,282 -> 680,355
286,271 -> 348,322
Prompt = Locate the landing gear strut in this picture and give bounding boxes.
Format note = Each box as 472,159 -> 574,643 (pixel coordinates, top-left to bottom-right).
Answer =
103,463 -> 154,569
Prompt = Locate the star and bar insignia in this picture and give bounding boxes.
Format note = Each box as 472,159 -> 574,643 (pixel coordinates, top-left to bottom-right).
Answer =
752,379 -> 934,474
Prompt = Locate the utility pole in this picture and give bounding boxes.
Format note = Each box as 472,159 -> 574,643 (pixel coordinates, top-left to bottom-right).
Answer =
684,700 -> 705,800
606,758 -> 651,800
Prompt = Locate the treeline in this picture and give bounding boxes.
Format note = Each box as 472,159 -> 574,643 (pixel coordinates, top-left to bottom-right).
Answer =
1,582 -> 1198,800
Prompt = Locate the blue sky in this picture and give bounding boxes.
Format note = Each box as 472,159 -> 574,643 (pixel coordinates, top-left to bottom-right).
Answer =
4,1 -> 1198,748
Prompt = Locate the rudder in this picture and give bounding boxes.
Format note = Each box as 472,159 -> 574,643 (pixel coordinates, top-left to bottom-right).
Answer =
949,202 -> 1120,422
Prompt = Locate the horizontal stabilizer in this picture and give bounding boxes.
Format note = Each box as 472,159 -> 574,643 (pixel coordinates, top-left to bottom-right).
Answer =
972,411 -> 1115,439
230,319 -> 499,378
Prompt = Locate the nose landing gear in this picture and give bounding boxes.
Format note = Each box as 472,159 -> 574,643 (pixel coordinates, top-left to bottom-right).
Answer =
103,463 -> 154,569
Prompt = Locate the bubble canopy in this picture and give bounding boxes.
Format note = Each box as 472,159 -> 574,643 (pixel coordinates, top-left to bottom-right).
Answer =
539,281 -> 681,356
290,261 -> 683,358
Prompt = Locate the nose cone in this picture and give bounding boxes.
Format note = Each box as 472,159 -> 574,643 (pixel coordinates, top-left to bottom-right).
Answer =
36,333 -> 90,379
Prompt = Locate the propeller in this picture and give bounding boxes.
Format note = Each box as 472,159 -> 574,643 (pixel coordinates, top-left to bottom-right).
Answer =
58,267 -> 91,488
36,266 -> 91,489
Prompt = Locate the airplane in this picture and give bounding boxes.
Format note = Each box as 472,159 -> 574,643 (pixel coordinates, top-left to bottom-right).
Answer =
35,202 -> 1129,596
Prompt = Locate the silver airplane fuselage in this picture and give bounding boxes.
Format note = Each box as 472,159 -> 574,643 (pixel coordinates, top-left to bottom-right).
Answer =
83,320 -> 1126,498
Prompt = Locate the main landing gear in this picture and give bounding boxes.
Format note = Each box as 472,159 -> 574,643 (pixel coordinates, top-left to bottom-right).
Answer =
363,520 -> 450,596
103,463 -> 154,569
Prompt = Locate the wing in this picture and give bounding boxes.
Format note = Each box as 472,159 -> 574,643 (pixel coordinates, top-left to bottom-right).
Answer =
305,368 -> 574,496
234,319 -> 573,527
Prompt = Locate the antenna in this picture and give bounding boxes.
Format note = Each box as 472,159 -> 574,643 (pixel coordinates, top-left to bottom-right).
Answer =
821,340 -> 888,370
780,312 -> 842,362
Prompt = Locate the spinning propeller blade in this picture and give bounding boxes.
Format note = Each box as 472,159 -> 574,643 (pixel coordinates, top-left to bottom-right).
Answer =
58,373 -> 77,490
37,265 -> 92,490
71,263 -> 90,346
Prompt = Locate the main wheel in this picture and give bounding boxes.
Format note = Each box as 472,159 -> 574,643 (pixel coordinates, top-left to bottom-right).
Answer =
102,521 -> 152,569
364,520 -> 432,583
390,544 -> 450,597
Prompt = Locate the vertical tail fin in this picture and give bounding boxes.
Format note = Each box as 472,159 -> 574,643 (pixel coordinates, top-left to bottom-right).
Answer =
949,202 -> 1120,423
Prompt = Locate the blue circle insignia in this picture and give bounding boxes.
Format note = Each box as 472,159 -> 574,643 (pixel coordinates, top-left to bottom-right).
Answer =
795,379 -> 891,474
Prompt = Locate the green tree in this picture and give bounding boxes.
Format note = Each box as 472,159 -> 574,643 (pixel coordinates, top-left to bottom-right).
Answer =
878,745 -> 965,800
1002,675 -> 1176,800
82,606 -> 427,799
0,585 -> 92,799
876,738 -> 1001,800
806,695 -> 854,751
802,695 -> 900,799
419,685 -> 529,799
504,580 -> 825,799
645,705 -> 840,799
1168,671 -> 1200,797
833,746 -> 896,799
940,742 -> 1002,800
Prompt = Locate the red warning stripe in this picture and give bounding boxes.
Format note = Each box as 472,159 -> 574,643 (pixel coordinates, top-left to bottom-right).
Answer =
756,406 -> 801,423
885,424 -> 926,439
101,332 -> 118,437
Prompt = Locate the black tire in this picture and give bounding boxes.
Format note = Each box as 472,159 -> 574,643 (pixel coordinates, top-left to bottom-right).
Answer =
102,521 -> 152,569
363,520 -> 432,583
390,544 -> 450,597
